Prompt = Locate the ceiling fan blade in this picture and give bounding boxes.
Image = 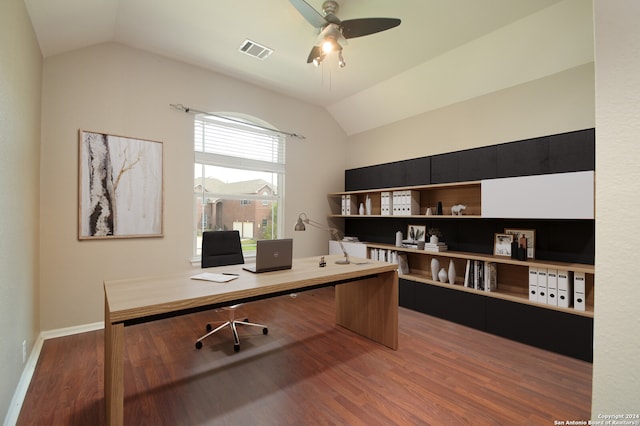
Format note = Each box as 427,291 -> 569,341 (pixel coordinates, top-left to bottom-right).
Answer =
306,46 -> 322,63
289,0 -> 327,28
340,18 -> 401,39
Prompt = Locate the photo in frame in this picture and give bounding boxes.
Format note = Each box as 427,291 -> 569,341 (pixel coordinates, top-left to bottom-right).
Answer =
407,224 -> 426,242
504,228 -> 535,259
494,233 -> 514,257
78,130 -> 163,239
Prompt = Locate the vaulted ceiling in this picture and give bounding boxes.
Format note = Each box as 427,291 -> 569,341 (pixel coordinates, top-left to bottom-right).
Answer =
24,0 -> 593,134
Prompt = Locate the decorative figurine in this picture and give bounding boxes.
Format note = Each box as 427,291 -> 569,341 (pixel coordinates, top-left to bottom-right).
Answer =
451,204 -> 467,216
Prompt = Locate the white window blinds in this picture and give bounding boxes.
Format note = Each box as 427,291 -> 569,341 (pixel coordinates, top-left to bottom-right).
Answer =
194,115 -> 285,173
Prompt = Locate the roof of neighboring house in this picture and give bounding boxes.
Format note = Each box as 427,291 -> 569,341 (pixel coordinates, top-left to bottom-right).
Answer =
194,177 -> 274,195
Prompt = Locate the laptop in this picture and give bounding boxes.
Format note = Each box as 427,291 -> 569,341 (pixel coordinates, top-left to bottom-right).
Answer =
243,238 -> 293,273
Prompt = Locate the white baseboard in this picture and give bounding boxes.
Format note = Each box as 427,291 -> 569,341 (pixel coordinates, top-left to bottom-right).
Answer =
3,322 -> 104,426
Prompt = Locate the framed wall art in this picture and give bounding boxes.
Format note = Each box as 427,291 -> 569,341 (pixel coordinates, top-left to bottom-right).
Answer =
407,224 -> 426,242
78,130 -> 163,239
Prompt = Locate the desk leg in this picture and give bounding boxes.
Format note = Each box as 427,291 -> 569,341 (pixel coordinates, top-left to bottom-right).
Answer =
335,270 -> 398,350
105,301 -> 124,426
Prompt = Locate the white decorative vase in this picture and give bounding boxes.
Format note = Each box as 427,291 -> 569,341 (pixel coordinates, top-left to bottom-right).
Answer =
430,258 -> 440,281
365,196 -> 372,215
430,235 -> 438,244
438,268 -> 448,283
448,260 -> 456,285
395,231 -> 403,247
358,203 -> 365,215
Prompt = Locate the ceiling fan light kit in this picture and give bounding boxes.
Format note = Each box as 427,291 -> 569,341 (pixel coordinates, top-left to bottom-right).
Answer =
290,0 -> 400,68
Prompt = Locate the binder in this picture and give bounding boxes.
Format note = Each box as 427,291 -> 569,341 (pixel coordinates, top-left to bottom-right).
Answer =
557,270 -> 573,308
574,271 -> 586,311
343,195 -> 356,215
381,192 -> 392,215
528,266 -> 538,301
537,268 -> 548,304
546,269 -> 558,306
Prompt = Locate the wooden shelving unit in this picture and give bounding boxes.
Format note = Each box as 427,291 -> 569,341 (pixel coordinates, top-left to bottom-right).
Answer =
328,181 -> 481,218
366,242 -> 594,318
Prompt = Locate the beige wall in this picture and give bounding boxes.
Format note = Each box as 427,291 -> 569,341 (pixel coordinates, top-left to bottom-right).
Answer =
345,63 -> 595,167
39,42 -> 347,331
0,0 -> 42,419
592,0 -> 640,415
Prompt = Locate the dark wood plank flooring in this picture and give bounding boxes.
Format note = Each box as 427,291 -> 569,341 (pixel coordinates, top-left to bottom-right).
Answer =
17,287 -> 592,425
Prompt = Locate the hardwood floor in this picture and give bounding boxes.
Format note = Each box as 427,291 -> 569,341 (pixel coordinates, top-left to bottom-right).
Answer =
17,287 -> 592,425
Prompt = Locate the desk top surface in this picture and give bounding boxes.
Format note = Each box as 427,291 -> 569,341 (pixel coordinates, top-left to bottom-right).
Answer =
104,255 -> 397,324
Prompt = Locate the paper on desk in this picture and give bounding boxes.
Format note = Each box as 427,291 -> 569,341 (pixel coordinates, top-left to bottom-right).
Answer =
190,272 -> 238,283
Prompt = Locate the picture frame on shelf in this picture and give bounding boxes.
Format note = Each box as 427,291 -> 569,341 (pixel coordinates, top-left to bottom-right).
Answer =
407,225 -> 426,242
504,228 -> 535,259
494,233 -> 514,257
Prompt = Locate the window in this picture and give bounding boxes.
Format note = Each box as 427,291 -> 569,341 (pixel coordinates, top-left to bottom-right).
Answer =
194,114 -> 285,258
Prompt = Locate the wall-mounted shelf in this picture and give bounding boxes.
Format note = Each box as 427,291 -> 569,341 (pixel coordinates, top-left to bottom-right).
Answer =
366,242 -> 594,318
334,128 -> 596,361
328,181 -> 481,217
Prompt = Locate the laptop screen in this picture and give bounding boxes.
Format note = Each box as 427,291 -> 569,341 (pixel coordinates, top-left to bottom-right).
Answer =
243,238 -> 293,273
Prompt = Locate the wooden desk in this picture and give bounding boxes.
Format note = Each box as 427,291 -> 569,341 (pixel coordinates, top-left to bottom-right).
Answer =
104,255 -> 398,425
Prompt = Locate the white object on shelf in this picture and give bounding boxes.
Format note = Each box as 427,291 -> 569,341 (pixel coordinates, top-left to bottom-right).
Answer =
481,171 -> 594,219
391,190 -> 420,216
329,240 -> 367,258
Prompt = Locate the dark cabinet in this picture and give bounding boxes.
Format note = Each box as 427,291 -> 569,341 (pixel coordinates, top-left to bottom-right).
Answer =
400,280 -> 593,362
344,128 -> 595,362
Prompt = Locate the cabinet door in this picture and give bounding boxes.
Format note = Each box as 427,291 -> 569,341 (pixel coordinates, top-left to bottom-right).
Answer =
549,129 -> 595,173
345,162 -> 405,190
485,298 -> 593,361
496,136 -> 549,178
430,152 -> 458,184
457,146 -> 497,181
414,283 -> 486,331
403,157 -> 431,186
481,171 -> 594,219
399,279 -> 418,310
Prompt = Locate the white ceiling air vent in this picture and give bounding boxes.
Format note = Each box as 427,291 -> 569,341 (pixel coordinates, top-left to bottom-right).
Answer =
238,39 -> 273,60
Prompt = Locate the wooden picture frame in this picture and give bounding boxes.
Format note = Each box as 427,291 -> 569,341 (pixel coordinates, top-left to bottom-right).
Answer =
78,130 -> 163,240
493,233 -> 513,257
407,224 -> 426,242
504,228 -> 535,259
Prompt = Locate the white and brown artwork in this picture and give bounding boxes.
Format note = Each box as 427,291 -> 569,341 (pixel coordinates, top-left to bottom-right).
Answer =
78,130 -> 163,239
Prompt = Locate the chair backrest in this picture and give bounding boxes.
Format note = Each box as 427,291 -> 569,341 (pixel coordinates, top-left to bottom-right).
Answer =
201,230 -> 244,268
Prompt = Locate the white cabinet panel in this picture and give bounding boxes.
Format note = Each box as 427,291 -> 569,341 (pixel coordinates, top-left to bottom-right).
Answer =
481,171 -> 594,219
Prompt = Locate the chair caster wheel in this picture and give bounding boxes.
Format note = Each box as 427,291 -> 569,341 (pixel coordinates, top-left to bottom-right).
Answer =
263,328 -> 268,335
234,344 -> 240,353
195,341 -> 203,349
206,324 -> 212,332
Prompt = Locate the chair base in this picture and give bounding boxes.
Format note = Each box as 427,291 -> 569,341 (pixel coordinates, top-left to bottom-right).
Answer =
195,315 -> 268,351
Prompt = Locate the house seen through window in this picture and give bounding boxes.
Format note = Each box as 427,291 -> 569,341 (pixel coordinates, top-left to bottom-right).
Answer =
194,113 -> 284,258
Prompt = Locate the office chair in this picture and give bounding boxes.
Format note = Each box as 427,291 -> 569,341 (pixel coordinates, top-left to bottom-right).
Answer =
195,230 -> 268,352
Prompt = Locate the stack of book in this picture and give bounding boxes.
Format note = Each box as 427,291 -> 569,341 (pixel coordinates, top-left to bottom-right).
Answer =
424,242 -> 448,252
464,260 -> 497,291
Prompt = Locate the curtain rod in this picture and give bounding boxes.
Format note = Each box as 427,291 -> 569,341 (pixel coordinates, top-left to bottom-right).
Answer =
170,104 -> 306,140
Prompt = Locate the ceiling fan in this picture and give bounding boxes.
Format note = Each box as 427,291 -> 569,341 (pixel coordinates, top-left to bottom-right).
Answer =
289,0 -> 401,68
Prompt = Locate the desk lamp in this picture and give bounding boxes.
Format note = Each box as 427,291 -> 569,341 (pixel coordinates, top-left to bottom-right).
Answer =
294,213 -> 350,264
